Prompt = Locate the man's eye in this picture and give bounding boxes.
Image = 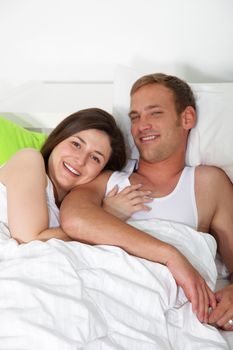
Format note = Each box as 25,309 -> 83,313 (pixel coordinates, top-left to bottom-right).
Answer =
130,115 -> 139,121
152,111 -> 162,116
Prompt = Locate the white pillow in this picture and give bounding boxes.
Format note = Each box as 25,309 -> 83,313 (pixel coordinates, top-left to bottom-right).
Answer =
113,66 -> 233,182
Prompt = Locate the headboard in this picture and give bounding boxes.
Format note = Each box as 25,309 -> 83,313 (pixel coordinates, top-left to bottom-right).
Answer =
1,73 -> 233,183
0,81 -> 113,132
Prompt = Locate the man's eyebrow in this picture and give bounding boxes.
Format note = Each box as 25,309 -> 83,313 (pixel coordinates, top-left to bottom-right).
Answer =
128,104 -> 162,117
74,136 -> 105,158
145,104 -> 162,110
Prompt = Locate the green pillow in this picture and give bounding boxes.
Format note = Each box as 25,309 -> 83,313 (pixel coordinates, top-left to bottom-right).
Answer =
0,116 -> 47,165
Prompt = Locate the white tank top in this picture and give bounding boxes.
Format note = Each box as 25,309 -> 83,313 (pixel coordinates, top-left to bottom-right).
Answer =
106,160 -> 198,229
0,176 -> 59,234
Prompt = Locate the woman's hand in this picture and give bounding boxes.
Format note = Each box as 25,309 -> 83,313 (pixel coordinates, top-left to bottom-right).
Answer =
103,184 -> 153,221
166,248 -> 217,323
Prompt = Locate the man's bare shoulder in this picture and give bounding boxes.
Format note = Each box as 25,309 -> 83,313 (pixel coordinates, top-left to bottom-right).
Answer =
195,165 -> 233,232
196,165 -> 231,185
195,165 -> 232,201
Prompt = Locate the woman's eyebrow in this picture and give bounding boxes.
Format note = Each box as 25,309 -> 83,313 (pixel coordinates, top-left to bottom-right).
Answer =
74,135 -> 85,144
74,136 -> 105,158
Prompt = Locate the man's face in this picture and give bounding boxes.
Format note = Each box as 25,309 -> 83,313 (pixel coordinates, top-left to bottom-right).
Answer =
129,83 -> 188,163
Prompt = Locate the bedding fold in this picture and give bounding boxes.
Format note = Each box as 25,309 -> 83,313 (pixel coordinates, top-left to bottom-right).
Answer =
0,220 -> 231,349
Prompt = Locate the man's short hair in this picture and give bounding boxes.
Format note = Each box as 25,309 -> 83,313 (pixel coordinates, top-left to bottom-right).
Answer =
130,73 -> 196,114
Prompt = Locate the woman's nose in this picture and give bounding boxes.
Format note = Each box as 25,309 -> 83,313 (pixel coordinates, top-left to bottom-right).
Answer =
76,152 -> 88,166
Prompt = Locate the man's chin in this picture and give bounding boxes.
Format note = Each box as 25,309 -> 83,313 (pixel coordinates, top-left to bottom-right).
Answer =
139,151 -> 162,163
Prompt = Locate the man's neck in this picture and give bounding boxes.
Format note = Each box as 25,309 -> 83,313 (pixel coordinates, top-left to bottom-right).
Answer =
136,156 -> 185,186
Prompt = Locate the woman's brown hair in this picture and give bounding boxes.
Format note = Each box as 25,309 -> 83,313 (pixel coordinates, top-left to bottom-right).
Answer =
41,108 -> 127,171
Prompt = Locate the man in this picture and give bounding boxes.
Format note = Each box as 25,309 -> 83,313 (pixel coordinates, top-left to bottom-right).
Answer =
60,73 -> 233,330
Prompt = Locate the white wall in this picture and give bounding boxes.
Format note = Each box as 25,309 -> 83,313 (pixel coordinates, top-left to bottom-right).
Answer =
0,0 -> 233,84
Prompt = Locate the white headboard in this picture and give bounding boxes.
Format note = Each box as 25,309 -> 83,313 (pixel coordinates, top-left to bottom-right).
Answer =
1,75 -> 233,184
0,81 -> 113,131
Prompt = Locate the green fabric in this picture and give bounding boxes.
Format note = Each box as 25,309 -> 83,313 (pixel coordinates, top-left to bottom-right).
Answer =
0,116 -> 47,165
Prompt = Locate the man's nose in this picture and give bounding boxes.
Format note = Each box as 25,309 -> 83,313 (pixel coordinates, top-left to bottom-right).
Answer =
138,114 -> 152,132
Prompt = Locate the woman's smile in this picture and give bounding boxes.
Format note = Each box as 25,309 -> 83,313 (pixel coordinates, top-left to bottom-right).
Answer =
63,161 -> 81,176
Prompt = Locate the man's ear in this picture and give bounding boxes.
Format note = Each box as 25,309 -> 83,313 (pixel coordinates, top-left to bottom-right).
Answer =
181,106 -> 196,130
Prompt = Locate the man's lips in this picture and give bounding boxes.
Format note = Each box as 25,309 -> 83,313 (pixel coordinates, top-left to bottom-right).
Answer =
140,135 -> 160,143
63,162 -> 80,176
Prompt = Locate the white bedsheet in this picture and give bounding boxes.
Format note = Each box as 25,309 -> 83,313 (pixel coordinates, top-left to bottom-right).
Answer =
0,220 -> 232,350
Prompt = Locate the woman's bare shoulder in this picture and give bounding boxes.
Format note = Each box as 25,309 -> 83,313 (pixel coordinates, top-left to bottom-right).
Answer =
1,149 -> 45,184
4,148 -> 43,165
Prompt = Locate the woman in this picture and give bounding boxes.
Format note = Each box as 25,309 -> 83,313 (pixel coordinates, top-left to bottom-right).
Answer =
0,108 -> 150,243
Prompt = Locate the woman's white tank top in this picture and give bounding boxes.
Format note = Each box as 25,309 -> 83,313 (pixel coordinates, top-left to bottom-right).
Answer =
0,176 -> 59,231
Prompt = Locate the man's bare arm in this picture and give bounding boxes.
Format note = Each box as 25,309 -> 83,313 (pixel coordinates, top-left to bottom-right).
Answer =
200,167 -> 233,330
196,166 -> 233,273
198,167 -> 233,330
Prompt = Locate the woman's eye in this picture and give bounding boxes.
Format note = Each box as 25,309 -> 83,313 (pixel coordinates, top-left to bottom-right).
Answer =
72,141 -> 80,148
91,155 -> 100,164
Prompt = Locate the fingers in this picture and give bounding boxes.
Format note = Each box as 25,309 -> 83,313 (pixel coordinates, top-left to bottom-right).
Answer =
189,287 -> 199,318
207,284 -> 233,331
200,284 -> 216,323
196,282 -> 209,323
106,185 -> 119,197
222,320 -> 233,331
128,203 -> 152,213
189,283 -> 206,323
130,195 -> 153,205
208,291 -> 227,326
118,184 -> 151,198
107,184 -> 153,203
188,280 -> 215,324
115,184 -> 153,210
208,287 -> 217,310
209,300 -> 233,328
125,190 -> 153,201
118,184 -> 143,195
128,192 -> 153,214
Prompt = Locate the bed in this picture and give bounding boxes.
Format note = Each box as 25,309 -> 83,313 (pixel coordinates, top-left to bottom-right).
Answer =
0,66 -> 233,349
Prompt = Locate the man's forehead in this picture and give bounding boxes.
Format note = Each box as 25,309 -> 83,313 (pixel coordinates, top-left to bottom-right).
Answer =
129,104 -> 162,115
130,84 -> 174,109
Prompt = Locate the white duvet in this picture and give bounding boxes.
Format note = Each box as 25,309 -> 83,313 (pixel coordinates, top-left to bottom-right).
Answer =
0,219 -> 231,350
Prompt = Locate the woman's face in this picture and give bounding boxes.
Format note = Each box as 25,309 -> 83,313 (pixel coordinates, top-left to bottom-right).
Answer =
48,128 -> 112,202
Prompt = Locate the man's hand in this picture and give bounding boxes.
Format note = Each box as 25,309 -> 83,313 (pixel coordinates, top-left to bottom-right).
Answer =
208,284 -> 233,331
166,249 -> 216,324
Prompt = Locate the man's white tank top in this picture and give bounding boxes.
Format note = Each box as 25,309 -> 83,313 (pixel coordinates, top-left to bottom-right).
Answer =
106,160 -> 198,229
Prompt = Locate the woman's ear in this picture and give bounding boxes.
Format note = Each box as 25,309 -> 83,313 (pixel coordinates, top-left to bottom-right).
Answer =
181,106 -> 196,130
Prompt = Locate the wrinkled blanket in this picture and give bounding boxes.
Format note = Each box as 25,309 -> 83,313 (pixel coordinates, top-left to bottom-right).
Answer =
0,220 -> 231,349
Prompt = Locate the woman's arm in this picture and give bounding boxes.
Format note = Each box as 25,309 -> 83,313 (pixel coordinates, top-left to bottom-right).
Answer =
2,148 -> 70,243
60,172 -> 216,323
